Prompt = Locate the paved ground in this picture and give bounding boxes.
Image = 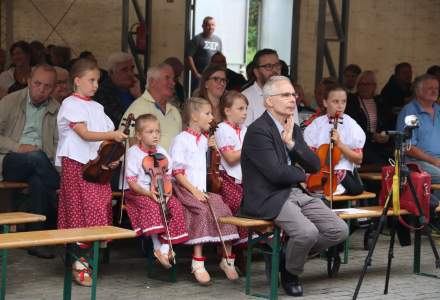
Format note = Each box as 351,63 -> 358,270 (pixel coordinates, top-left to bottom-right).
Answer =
2,229 -> 440,300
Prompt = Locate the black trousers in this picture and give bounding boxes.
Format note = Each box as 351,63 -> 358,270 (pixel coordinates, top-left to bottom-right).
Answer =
341,170 -> 364,195
2,150 -> 60,230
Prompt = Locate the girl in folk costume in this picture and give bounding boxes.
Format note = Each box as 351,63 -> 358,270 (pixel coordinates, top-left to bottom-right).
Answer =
123,114 -> 189,269
214,91 -> 248,246
304,84 -> 366,195
169,97 -> 240,285
56,58 -> 127,287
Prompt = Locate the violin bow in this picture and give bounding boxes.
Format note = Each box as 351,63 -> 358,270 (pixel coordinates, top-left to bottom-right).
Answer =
118,139 -> 129,224
206,197 -> 231,266
156,175 -> 176,265
119,114 -> 135,224
329,139 -> 334,209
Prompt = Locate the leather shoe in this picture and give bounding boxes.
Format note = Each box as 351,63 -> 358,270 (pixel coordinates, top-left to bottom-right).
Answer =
27,246 -> 55,259
281,273 -> 303,297
281,280 -> 303,297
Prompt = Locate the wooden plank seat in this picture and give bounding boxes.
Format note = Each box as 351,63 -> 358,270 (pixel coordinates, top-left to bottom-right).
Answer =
359,172 -> 382,181
0,182 -> 29,189
431,184 -> 440,190
112,191 -> 122,198
0,226 -> 136,300
325,191 -> 376,202
0,212 -> 46,226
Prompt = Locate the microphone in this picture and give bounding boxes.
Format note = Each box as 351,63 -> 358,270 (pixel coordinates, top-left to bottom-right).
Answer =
383,115 -> 419,138
404,115 -> 419,128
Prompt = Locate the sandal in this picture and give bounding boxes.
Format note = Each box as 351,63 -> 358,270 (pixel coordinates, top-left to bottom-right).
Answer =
72,258 -> 92,287
192,257 -> 210,285
154,250 -> 172,269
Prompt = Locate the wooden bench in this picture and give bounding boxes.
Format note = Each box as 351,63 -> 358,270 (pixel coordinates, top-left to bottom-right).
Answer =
0,182 -> 29,189
0,212 -> 46,300
0,226 -> 136,300
326,191 -> 376,203
359,172 -> 382,181
431,184 -> 440,191
219,206 -> 434,300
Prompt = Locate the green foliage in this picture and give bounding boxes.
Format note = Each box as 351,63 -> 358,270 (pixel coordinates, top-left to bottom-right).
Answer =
247,0 -> 260,64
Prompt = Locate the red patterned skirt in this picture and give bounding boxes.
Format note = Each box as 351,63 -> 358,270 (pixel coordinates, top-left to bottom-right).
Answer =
124,190 -> 189,244
58,157 -> 112,229
173,184 -> 239,245
219,171 -> 247,245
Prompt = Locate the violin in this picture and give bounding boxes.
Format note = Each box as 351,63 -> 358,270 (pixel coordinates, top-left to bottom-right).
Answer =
142,152 -> 172,218
306,112 -> 342,197
207,120 -> 223,193
82,113 -> 135,184
142,152 -> 176,264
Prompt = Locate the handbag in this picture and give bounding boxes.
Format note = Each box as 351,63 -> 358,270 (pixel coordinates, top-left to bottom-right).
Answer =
379,163 -> 431,225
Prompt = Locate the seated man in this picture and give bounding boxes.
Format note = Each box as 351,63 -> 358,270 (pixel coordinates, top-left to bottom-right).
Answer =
120,63 -> 182,150
240,76 -> 348,297
94,52 -> 142,128
0,64 -> 60,258
397,74 -> 440,215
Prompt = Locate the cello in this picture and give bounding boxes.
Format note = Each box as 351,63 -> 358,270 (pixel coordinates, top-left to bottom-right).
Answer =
142,152 -> 175,265
82,113 -> 135,184
306,112 -> 342,200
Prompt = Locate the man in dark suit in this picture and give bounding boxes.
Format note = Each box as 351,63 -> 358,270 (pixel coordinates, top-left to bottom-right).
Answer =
240,76 -> 349,297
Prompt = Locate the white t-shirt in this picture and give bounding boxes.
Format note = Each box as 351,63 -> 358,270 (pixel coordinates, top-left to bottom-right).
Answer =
123,144 -> 171,191
169,129 -> 208,192
56,94 -> 114,166
303,114 -> 366,172
214,121 -> 247,182
242,81 -> 299,126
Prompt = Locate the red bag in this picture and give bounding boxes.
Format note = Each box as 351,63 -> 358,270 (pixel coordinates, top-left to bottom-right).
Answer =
379,163 -> 431,223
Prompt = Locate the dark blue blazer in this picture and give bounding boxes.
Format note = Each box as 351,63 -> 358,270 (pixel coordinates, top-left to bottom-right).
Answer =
240,111 -> 320,220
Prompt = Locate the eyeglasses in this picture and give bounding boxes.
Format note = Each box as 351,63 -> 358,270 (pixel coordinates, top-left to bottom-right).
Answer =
270,92 -> 299,99
208,76 -> 227,84
256,62 -> 282,71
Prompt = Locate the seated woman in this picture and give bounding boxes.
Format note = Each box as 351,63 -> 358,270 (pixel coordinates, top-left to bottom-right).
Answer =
345,70 -> 393,165
0,41 -> 32,97
304,84 -> 366,196
194,64 -> 227,123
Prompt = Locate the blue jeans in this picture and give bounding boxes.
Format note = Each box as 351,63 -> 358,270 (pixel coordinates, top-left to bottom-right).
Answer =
2,150 -> 60,230
408,159 -> 440,184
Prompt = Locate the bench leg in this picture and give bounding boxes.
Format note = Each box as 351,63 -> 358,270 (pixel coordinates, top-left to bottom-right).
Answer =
90,241 -> 100,300
1,225 -> 9,300
63,244 -> 73,300
245,229 -> 253,296
270,227 -> 280,300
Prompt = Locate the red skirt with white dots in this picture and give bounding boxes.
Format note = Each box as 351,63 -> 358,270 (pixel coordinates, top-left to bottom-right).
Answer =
219,171 -> 248,245
57,157 -> 112,229
124,190 -> 189,244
